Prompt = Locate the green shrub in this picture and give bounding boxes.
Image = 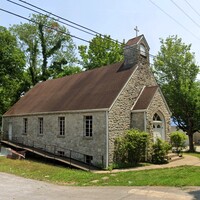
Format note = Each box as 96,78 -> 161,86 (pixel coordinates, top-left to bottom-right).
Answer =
170,131 -> 187,153
152,138 -> 171,164
114,129 -> 151,165
114,136 -> 127,163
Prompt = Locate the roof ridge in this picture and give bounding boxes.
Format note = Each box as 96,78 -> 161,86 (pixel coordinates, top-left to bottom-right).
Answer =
44,61 -> 125,83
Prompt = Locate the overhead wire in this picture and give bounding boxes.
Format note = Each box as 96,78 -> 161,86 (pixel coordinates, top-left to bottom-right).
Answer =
16,0 -> 123,45
3,0 -> 200,63
0,8 -> 90,43
148,0 -> 200,41
7,0 -> 97,37
5,0 -> 159,59
170,0 -> 200,29
18,0 -> 99,35
183,0 -> 200,19
1,3 -> 156,60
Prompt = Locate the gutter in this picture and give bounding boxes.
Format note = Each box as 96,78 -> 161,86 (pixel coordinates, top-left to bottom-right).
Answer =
3,108 -> 109,117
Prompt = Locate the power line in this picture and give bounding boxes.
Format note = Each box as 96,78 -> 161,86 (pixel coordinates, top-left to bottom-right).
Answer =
5,0 -> 158,59
0,8 -> 124,52
16,0 -> 123,45
7,0 -> 97,37
0,6 -> 156,60
0,8 -> 90,43
170,0 -> 200,29
183,0 -> 200,19
5,0 -> 156,58
148,0 -> 200,41
18,0 -> 99,35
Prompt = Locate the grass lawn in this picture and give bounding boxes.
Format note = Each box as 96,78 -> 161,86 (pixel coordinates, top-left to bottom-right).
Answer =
1,156 -> 200,186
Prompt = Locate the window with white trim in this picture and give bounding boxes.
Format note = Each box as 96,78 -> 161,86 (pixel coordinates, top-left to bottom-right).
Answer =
58,117 -> 65,136
84,116 -> 93,137
153,113 -> 162,122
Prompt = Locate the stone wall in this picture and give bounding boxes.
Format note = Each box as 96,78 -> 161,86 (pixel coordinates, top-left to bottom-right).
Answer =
3,111 -> 107,167
108,62 -> 157,164
131,112 -> 145,131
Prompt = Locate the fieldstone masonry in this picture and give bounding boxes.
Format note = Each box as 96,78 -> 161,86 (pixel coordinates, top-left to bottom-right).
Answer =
2,35 -> 171,168
108,62 -> 158,163
3,111 -> 107,167
131,112 -> 145,131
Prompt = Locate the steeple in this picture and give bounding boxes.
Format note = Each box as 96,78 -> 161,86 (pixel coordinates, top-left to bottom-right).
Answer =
123,34 -> 150,68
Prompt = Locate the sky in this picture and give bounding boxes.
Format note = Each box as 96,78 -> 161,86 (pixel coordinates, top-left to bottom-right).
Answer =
1,0 -> 200,66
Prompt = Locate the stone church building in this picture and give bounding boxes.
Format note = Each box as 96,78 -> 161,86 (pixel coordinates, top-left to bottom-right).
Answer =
2,35 -> 171,168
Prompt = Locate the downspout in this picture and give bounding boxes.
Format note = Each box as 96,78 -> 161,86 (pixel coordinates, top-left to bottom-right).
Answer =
144,111 -> 147,161
105,110 -> 109,169
144,111 -> 147,132
1,115 -> 3,140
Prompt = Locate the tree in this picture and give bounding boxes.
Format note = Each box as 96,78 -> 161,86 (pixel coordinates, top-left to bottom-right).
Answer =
170,131 -> 187,153
11,14 -> 78,86
0,26 -> 25,118
153,35 -> 200,152
49,65 -> 82,78
78,35 -> 124,70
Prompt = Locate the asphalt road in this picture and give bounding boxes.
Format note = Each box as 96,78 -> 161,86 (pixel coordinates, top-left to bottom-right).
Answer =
0,172 -> 199,200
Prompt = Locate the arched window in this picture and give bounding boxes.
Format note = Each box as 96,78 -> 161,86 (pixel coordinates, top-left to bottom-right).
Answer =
153,113 -> 162,122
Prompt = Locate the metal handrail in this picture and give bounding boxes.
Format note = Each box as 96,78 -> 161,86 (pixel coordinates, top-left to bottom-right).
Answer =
7,136 -> 103,169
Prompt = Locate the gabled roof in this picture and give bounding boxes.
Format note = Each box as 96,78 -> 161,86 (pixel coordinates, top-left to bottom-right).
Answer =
132,86 -> 158,110
132,86 -> 171,114
126,35 -> 143,46
126,34 -> 150,50
4,62 -> 137,116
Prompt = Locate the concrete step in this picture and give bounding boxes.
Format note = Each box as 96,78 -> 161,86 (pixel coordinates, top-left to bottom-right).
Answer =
166,153 -> 183,162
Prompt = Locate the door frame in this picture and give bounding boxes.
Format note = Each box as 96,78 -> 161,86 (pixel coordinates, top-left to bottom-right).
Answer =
152,112 -> 165,142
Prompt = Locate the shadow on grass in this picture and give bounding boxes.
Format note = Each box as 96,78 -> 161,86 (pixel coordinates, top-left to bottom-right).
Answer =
110,162 -> 152,170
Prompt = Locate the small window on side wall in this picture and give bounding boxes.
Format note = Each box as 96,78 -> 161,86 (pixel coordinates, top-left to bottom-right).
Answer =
58,117 -> 65,136
85,155 -> 93,164
38,117 -> 43,135
23,118 -> 28,134
57,151 -> 65,157
84,116 -> 93,137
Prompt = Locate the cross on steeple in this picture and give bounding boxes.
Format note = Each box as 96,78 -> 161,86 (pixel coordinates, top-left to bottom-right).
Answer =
134,26 -> 139,37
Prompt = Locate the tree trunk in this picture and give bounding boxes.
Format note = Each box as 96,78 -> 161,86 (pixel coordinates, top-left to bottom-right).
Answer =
188,132 -> 195,152
38,23 -> 48,81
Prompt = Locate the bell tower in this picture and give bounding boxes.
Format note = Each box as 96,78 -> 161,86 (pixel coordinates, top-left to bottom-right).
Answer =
123,34 -> 150,68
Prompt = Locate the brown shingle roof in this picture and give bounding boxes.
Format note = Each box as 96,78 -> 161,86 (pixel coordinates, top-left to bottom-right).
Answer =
126,35 -> 143,46
125,35 -> 150,50
4,62 -> 137,116
132,86 -> 158,110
